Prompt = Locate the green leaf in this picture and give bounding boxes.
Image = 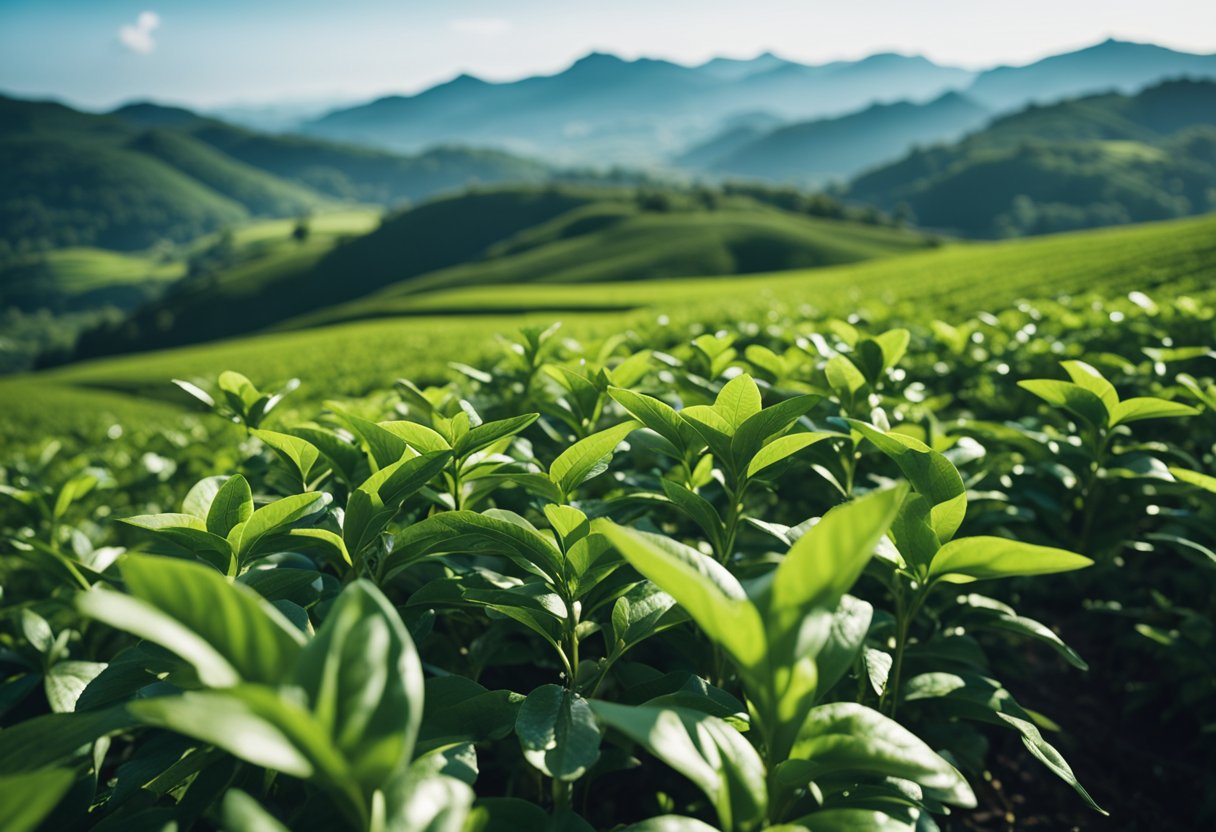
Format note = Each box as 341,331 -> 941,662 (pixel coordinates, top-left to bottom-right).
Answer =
221,789 -> 291,832
453,413 -> 538,458
1110,397 -> 1200,425
994,712 -> 1107,815
1060,361 -> 1119,415
747,432 -> 831,478
959,595 -> 1087,670
928,537 -> 1093,584
610,581 -> 683,657
0,768 -> 78,832
714,375 -> 763,431
384,510 -> 563,583
1017,379 -> 1109,429
732,396 -> 821,468
1170,466 -> 1216,494
660,479 -> 723,553
825,355 -> 867,396
129,686 -> 346,784
608,387 -> 701,456
379,421 -> 451,454
295,580 -> 423,793
0,707 -> 134,774
768,486 -> 904,628
621,818 -> 720,832
848,422 -> 966,543
781,702 -> 973,801
53,473 -> 97,520
80,554 -> 304,685
381,767 -> 476,832
516,685 -> 601,782
45,660 -> 106,713
254,431 -> 322,484
232,492 -> 329,560
813,596 -> 874,698
786,809 -> 916,832
598,523 -> 767,671
591,701 -> 767,832
550,421 -> 639,497
207,475 -> 253,538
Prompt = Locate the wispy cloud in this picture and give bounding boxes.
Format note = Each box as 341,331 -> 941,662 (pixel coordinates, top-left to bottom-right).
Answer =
119,11 -> 160,54
448,17 -> 511,37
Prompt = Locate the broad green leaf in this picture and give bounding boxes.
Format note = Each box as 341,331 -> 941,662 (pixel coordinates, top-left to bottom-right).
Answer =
232,492 -> 329,560
295,580 -> 423,793
381,768 -> 476,832
516,685 -> 601,782
221,789 -> 291,832
848,422 -> 965,542
45,660 -> 106,713
453,413 -> 537,458
786,809 -> 916,831
813,596 -> 874,698
207,475 -> 253,538
1017,379 -> 1109,429
53,473 -> 97,520
550,420 -> 639,497
732,396 -> 821,468
82,554 -> 305,685
129,686 -> 346,784
660,479 -> 723,553
714,375 -> 763,430
609,581 -> 683,657
928,537 -> 1093,583
254,431 -> 322,484
0,707 -> 134,774
380,421 -> 451,454
1060,361 -> 1118,415
781,703 -> 973,800
1110,396 -> 1200,425
609,387 -> 701,455
747,432 -> 831,478
121,512 -> 234,572
0,768 -> 78,832
621,818 -> 720,832
591,701 -> 767,832
825,355 -> 867,396
1170,466 -> 1216,494
598,523 -> 767,671
384,510 -> 563,582
768,486 -> 904,627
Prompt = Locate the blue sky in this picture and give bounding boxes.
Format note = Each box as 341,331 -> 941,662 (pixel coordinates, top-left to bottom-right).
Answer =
1,0 -> 1214,109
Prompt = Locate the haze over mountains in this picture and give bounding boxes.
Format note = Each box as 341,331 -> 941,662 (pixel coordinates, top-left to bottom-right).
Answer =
298,38 -> 1216,167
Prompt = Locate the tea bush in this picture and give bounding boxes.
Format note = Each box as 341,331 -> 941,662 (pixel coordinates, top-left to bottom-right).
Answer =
1,291 -> 1213,831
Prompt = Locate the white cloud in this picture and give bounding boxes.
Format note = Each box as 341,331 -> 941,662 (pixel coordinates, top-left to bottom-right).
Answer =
119,11 -> 160,54
449,17 -> 511,37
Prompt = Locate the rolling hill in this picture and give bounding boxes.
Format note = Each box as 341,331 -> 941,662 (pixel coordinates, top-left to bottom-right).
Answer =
685,91 -> 991,184
0,95 -> 549,253
6,212 -> 1212,438
64,185 -> 929,361
846,79 -> 1216,237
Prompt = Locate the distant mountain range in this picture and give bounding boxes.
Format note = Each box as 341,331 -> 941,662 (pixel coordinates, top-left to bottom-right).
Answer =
682,91 -> 992,185
0,96 -> 547,251
300,39 -> 1216,166
847,79 -> 1216,237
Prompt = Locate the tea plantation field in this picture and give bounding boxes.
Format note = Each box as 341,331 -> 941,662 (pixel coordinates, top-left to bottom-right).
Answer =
1,212 -> 1214,832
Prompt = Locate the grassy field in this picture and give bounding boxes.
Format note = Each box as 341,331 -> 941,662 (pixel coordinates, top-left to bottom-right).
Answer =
3,212 -> 1213,438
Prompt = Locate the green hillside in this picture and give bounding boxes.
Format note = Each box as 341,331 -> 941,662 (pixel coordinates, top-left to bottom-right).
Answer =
0,95 -> 550,254
847,79 -> 1216,237
65,186 -> 926,359
7,212 -> 1211,437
